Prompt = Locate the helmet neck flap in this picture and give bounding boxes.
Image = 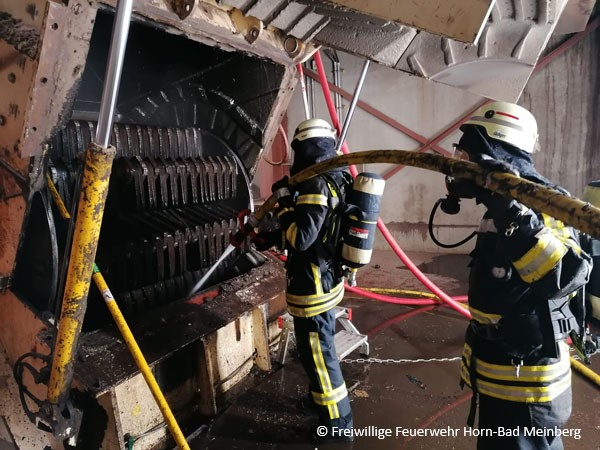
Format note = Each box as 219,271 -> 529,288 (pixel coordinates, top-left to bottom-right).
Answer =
458,126 -> 564,192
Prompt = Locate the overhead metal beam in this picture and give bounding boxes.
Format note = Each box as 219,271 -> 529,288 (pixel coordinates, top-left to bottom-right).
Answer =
382,17 -> 600,181
327,0 -> 495,43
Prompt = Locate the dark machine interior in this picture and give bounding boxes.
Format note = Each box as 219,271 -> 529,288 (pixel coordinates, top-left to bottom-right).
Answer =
13,10 -> 286,331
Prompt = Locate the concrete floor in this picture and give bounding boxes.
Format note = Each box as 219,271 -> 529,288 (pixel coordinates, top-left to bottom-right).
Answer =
188,250 -> 600,450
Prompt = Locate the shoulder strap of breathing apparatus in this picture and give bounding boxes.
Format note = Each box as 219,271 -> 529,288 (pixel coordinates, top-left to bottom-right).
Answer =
319,172 -> 352,260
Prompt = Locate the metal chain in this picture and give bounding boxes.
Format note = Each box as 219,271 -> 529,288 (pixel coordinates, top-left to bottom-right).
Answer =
341,356 -> 461,365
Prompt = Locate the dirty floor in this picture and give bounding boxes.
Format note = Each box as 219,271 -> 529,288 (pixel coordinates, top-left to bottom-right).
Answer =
187,251 -> 600,450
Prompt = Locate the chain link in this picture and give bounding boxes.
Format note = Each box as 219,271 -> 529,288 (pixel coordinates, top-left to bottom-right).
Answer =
341,356 -> 461,365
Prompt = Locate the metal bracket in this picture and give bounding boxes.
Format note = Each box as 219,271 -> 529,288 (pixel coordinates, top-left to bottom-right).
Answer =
38,401 -> 83,446
229,8 -> 263,44
165,0 -> 195,20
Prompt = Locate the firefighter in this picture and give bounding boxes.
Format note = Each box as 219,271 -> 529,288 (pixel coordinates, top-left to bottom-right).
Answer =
448,101 -> 592,450
581,181 -> 600,322
257,118 -> 354,441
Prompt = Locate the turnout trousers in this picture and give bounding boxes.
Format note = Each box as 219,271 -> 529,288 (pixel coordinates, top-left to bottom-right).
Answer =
293,309 -> 353,434
476,387 -> 572,450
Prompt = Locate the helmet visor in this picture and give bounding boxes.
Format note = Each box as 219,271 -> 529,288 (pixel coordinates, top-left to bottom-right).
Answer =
452,143 -> 470,161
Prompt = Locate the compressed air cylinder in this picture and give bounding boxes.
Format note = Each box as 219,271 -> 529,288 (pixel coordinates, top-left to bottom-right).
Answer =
341,172 -> 385,268
582,181 -> 600,320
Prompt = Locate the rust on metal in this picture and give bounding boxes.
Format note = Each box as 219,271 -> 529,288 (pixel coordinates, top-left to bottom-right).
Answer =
0,11 -> 40,59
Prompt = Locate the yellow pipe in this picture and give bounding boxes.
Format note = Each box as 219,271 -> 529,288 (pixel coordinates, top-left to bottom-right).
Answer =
569,357 -> 600,389
254,151 -> 600,240
47,143 -> 116,404
363,287 -> 438,298
92,265 -> 191,450
46,174 -> 71,219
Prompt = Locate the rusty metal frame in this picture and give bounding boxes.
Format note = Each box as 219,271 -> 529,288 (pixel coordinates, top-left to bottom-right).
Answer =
302,16 -> 600,182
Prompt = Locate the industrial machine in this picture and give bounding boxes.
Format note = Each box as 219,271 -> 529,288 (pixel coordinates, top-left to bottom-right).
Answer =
0,0 -> 586,448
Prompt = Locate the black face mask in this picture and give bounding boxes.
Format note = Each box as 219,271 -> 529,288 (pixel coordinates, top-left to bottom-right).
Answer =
458,126 -> 564,191
290,137 -> 337,175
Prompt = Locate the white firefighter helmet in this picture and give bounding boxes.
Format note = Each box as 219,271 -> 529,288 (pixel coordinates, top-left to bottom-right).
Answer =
461,101 -> 539,153
292,118 -> 337,142
582,181 -> 600,209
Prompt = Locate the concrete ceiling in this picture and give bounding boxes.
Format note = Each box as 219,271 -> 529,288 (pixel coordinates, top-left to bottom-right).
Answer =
217,0 -> 592,101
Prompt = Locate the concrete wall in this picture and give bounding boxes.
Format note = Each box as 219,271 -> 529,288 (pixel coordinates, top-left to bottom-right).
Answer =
284,26 -> 600,253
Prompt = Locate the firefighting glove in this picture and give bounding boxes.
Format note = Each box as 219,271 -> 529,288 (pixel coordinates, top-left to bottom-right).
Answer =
445,176 -> 479,200
473,156 -> 521,217
271,176 -> 294,210
252,230 -> 282,251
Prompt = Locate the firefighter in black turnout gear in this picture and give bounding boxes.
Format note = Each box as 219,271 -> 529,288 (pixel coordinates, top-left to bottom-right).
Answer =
449,102 -> 592,450
259,118 -> 353,441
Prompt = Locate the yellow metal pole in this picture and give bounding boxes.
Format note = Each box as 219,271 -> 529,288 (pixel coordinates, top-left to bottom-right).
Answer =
47,143 -> 116,404
46,174 -> 71,219
254,150 -> 600,240
47,172 -> 192,446
92,265 -> 191,450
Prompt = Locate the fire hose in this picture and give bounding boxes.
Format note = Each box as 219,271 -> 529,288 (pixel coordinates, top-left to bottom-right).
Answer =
253,150 -> 600,240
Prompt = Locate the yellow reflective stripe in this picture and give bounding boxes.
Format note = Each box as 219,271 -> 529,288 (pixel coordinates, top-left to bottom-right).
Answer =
286,223 -> 298,249
462,343 -> 570,382
287,284 -> 345,317
311,263 -> 323,295
468,306 -> 502,325
512,230 -> 566,282
312,383 -> 348,406
327,182 -> 338,198
543,214 -> 570,240
277,206 -> 294,217
309,333 -> 339,419
287,281 -> 344,304
287,295 -> 343,317
296,194 -> 328,207
543,214 -> 581,254
461,364 -> 571,403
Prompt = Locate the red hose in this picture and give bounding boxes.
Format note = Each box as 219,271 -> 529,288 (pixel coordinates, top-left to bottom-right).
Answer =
313,50 -> 471,320
366,305 -> 436,336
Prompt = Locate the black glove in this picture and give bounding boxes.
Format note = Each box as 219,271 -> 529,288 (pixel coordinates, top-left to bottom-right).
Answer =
476,190 -> 514,217
461,156 -> 517,215
445,176 -> 479,199
252,230 -> 282,251
271,176 -> 290,196
271,176 -> 293,209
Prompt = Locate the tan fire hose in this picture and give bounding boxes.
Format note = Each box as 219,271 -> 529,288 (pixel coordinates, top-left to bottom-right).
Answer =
255,150 -> 600,241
